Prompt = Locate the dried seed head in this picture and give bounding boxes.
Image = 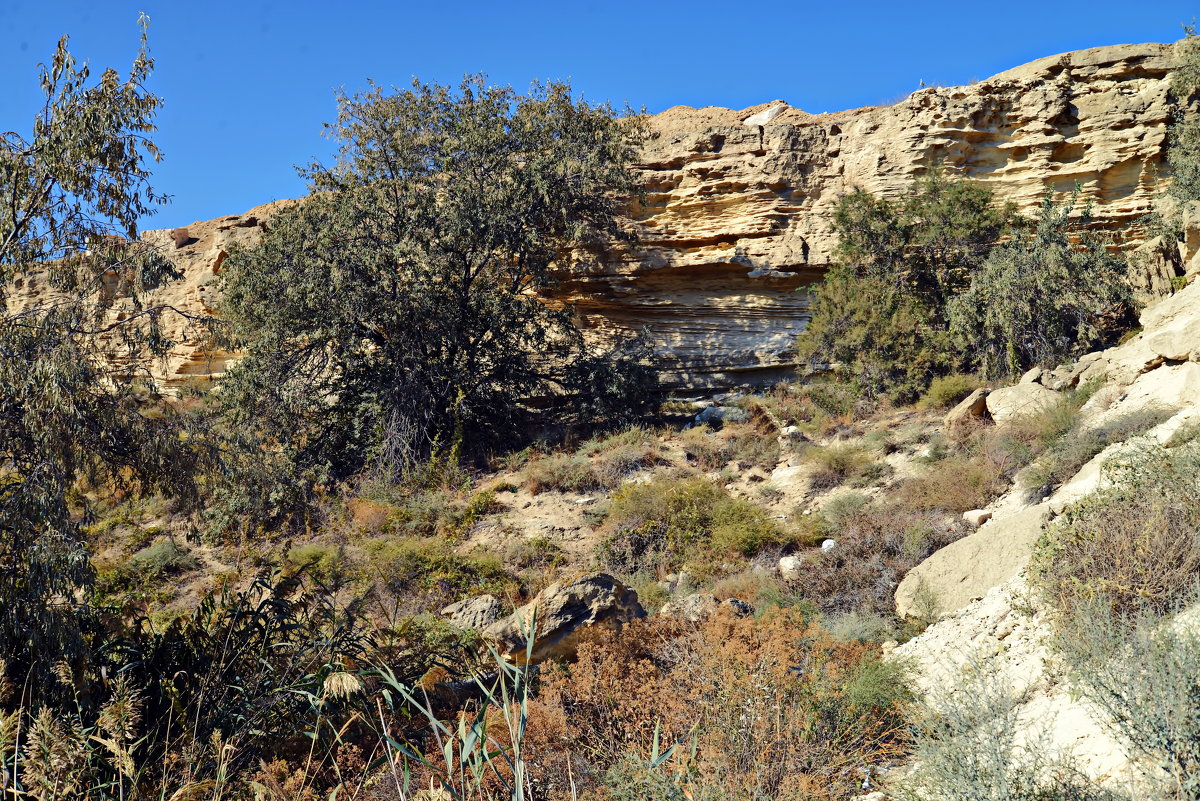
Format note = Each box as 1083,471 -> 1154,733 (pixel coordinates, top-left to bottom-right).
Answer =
323,671 -> 364,700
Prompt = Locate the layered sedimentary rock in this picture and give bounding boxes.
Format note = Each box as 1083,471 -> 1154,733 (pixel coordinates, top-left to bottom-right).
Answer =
125,42 -> 1181,388
558,42 -> 1178,386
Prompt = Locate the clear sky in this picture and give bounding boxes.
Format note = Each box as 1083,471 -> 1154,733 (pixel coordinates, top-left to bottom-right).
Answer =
1,0 -> 1196,230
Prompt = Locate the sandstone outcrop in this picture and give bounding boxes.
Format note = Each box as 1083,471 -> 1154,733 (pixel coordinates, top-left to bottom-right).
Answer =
482,573 -> 645,665
895,504 -> 1050,618
90,42 -> 1185,390
984,383 -> 1062,423
558,42 -> 1180,386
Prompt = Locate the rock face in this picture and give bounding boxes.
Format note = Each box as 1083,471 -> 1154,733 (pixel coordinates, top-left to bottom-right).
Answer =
556,42 -> 1178,387
482,573 -> 645,665
896,504 -> 1051,618
77,42 -> 1182,390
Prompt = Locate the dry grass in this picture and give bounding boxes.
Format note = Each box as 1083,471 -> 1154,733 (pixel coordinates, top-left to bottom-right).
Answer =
522,426 -> 668,494
1031,442 -> 1200,618
806,443 -> 890,490
679,424 -> 731,470
788,499 -> 964,618
892,455 -> 1008,515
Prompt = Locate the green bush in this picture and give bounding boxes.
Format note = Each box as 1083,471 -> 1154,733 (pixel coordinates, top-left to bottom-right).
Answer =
797,173 -> 1012,401
504,535 -> 565,571
361,536 -> 516,608
948,194 -> 1131,379
919,373 -> 983,410
130,539 -> 199,578
599,476 -> 786,575
523,429 -> 666,493
285,542 -> 345,584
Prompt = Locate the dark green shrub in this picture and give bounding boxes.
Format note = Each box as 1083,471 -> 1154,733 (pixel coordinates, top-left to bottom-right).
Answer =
130,539 -> 199,578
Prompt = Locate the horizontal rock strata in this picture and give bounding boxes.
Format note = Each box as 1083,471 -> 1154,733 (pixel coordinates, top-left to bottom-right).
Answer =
70,42 -> 1182,389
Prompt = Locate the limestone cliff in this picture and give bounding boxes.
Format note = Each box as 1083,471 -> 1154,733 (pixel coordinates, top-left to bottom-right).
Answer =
132,42 -> 1181,388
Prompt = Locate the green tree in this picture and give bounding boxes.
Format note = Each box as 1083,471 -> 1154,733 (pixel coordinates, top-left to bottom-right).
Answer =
218,76 -> 653,524
948,195 -> 1130,378
0,20 -> 202,704
797,172 -> 1012,400
1168,27 -> 1200,207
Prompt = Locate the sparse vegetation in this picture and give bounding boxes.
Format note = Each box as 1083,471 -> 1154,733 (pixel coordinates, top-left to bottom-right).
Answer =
3,16 -> 1196,801
919,373 -> 984,410
806,443 -> 889,490
1031,441 -> 1200,618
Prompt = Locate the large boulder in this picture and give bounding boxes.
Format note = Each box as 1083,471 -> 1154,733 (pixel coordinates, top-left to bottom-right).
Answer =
943,387 -> 990,436
440,595 -> 503,631
895,504 -> 1050,619
985,384 -> 1061,424
483,573 -> 645,664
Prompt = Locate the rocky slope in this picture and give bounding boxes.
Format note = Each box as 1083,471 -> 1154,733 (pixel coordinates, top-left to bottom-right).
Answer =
889,274 -> 1200,794
112,41 -> 1180,389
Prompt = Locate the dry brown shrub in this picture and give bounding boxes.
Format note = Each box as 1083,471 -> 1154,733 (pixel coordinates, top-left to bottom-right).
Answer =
522,610 -> 909,800
1032,443 -> 1200,618
796,501 -> 964,617
892,454 -> 1008,515
679,425 -> 730,470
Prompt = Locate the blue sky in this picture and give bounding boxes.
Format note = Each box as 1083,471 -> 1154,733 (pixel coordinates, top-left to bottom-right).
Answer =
1,0 -> 1195,229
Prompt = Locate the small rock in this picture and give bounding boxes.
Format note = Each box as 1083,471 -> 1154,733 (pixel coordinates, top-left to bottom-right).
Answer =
778,555 -> 804,582
1019,366 -> 1044,384
963,508 -> 993,527
746,468 -> 769,483
483,574 -> 645,664
724,598 -> 755,617
821,539 -> 838,553
943,387 -> 990,435
660,593 -> 719,622
170,226 -> 193,249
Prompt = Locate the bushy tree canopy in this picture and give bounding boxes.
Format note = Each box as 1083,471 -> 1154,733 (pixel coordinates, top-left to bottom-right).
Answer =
0,20 -> 203,701
219,76 -> 654,520
948,196 -> 1130,378
799,172 -> 1131,399
797,172 -> 1014,400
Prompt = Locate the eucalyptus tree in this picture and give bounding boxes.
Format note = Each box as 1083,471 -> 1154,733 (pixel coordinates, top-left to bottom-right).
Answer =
219,76 -> 653,525
0,19 -> 203,702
